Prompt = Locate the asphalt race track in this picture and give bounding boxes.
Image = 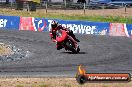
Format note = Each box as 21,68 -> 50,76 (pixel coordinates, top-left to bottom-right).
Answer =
0,30 -> 132,77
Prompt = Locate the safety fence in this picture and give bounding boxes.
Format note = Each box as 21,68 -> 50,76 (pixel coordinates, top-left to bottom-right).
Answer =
0,0 -> 129,11
0,15 -> 132,37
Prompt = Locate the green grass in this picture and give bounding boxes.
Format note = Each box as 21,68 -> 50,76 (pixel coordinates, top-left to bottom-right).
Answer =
39,84 -> 49,87
0,8 -> 132,24
63,83 -> 72,87
102,86 -> 109,87
16,85 -> 24,87
26,13 -> 132,24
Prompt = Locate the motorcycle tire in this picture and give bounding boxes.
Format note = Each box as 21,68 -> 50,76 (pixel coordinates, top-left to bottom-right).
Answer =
66,40 -> 77,53
76,75 -> 87,84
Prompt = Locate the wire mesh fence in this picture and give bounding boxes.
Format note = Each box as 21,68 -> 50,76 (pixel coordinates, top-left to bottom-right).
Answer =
0,0 -> 132,17
0,0 -> 131,10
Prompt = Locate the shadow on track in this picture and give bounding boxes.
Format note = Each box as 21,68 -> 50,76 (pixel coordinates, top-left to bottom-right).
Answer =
61,51 -> 87,54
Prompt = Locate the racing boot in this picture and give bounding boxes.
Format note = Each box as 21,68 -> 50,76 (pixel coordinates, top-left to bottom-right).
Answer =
56,43 -> 63,50
71,35 -> 80,42
75,38 -> 80,42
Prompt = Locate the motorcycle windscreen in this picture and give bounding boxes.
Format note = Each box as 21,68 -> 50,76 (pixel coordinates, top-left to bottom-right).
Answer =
56,30 -> 67,42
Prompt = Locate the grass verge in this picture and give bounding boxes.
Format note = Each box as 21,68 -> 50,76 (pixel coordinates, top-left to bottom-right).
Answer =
0,8 -> 132,24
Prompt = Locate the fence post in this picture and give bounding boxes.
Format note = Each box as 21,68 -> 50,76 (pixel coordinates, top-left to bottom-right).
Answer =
10,0 -> 13,10
46,1 -> 47,13
27,1 -> 30,12
64,0 -> 66,9
83,3 -> 86,14
125,4 -> 127,14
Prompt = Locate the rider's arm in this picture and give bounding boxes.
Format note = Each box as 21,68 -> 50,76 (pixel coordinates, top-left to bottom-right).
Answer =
49,28 -> 53,39
57,25 -> 65,30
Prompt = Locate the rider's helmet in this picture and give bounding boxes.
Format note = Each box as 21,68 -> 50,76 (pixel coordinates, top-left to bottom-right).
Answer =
51,20 -> 58,29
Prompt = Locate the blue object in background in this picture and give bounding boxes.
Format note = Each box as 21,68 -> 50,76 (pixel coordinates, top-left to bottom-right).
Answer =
46,19 -> 110,35
90,0 -> 111,3
33,18 -> 48,32
112,0 -> 132,1
126,24 -> 132,37
0,15 -> 131,38
0,15 -> 20,30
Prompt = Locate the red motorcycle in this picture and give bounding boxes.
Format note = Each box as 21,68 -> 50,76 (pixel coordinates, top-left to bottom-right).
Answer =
50,29 -> 80,53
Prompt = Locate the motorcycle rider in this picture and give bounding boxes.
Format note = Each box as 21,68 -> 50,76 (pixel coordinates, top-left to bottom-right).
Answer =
50,20 -> 80,50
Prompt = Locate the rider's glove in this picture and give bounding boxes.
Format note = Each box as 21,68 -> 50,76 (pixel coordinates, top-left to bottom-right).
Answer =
52,39 -> 57,43
49,32 -> 53,39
